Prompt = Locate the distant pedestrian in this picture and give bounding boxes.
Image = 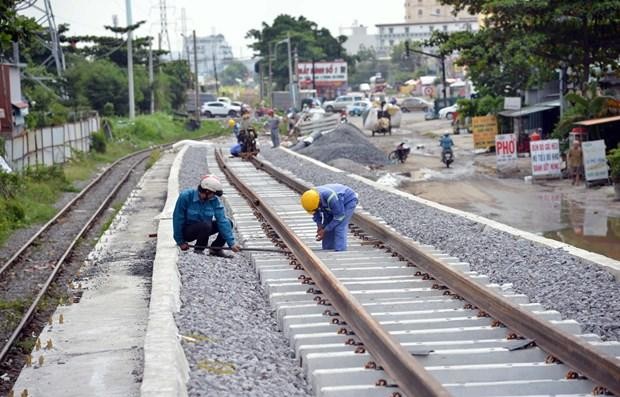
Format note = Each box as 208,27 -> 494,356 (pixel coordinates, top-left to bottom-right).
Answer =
267,110 -> 281,148
300,184 -> 358,251
567,140 -> 583,185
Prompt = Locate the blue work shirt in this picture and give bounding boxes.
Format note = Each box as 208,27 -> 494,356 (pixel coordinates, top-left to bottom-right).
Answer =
440,135 -> 454,150
312,184 -> 358,232
172,188 -> 235,247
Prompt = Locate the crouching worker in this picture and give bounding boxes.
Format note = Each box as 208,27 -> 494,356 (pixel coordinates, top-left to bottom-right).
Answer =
301,184 -> 358,251
173,175 -> 241,257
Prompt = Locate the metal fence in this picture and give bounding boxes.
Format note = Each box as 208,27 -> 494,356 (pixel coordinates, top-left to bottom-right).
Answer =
2,116 -> 99,171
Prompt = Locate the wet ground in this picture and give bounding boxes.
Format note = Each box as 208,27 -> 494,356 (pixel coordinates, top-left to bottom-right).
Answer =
347,112 -> 620,261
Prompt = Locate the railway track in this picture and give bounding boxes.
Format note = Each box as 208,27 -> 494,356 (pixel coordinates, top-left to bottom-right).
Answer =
211,149 -> 620,397
0,148 -> 154,368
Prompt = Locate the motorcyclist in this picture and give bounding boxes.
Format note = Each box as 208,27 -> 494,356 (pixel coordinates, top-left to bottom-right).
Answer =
439,132 -> 454,162
395,142 -> 410,162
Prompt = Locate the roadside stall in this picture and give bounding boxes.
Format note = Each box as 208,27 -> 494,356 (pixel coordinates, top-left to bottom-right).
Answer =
498,101 -> 560,154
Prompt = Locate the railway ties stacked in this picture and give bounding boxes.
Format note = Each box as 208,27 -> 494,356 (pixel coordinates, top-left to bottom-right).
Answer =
208,151 -> 620,397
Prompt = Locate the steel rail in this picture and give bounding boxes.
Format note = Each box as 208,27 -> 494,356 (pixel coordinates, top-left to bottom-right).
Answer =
0,147 -> 153,278
0,154 -> 149,364
217,150 -> 450,397
249,155 -> 620,395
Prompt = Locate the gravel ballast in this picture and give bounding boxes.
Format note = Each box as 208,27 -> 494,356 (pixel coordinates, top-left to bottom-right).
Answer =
295,123 -> 389,166
260,146 -> 620,341
174,146 -> 310,397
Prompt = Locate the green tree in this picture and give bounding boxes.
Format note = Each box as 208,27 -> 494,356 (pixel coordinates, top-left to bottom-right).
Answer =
553,84 -> 613,138
220,61 -> 249,86
438,0 -> 620,92
160,60 -> 190,110
246,15 -> 350,89
0,1 -> 40,57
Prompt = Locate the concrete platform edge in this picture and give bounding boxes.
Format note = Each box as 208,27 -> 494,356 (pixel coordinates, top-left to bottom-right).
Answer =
277,147 -> 620,279
141,146 -> 189,397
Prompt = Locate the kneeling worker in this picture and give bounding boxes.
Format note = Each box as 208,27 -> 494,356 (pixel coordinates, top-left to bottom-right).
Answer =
301,184 -> 358,251
173,175 -> 241,257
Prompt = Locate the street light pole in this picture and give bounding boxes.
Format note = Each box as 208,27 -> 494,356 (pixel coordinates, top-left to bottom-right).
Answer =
286,34 -> 296,109
409,46 -> 447,106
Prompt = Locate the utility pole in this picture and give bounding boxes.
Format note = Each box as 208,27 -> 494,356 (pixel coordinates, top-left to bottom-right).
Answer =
192,30 -> 200,124
148,43 -> 154,114
126,0 -> 135,119
268,45 -> 273,105
286,35 -> 296,109
212,51 -> 219,95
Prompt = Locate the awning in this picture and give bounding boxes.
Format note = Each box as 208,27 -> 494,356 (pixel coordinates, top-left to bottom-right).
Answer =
499,105 -> 554,118
11,101 -> 28,109
575,115 -> 620,127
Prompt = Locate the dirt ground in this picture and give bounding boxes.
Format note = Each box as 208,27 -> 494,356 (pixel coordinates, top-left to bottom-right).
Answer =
347,112 -> 620,260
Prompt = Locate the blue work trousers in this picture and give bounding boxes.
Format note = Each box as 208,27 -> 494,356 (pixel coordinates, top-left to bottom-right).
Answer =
321,199 -> 357,251
270,128 -> 280,148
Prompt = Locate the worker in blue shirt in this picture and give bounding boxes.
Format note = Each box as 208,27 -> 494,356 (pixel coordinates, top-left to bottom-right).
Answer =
300,184 -> 358,251
173,175 -> 241,257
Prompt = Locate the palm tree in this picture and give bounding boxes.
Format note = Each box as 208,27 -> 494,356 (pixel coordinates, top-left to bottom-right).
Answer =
553,83 -> 613,139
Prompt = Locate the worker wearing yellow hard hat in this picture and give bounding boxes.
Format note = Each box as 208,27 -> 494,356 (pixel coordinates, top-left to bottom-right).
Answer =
301,184 -> 358,251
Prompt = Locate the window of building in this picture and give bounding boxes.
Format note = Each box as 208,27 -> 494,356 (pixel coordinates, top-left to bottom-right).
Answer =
418,9 -> 423,16
436,9 -> 441,15
389,40 -> 394,46
443,25 -> 448,31
389,27 -> 393,34
405,27 -> 410,34
466,23 -> 472,31
429,26 -> 434,32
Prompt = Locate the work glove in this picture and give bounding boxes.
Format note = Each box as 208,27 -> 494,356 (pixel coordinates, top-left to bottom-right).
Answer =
230,244 -> 241,253
315,228 -> 325,242
179,243 -> 189,251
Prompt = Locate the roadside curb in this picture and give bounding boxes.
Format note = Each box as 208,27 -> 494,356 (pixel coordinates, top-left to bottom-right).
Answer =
141,145 -> 189,397
278,146 -> 620,279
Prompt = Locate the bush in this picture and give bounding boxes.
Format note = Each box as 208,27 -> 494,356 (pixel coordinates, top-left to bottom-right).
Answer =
608,148 -> 620,181
90,131 -> 107,153
103,102 -> 115,117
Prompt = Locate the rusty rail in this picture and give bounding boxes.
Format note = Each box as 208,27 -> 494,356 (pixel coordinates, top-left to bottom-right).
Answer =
216,149 -> 450,397
248,154 -> 620,396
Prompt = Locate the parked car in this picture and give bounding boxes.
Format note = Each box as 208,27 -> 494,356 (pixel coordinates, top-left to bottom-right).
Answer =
346,100 -> 371,116
322,94 -> 365,112
438,104 -> 458,119
399,97 -> 433,112
201,101 -> 238,118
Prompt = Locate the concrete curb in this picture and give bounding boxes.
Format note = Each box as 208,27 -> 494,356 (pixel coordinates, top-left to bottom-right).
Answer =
141,145 -> 190,397
277,146 -> 620,279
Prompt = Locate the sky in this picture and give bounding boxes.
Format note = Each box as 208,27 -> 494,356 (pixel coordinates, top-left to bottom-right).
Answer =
26,0 -> 404,59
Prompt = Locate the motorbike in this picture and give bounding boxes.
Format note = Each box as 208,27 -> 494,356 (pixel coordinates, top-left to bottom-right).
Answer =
388,143 -> 410,163
340,110 -> 348,124
441,149 -> 454,168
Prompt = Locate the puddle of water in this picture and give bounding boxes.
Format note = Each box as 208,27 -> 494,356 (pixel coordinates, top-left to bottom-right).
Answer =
543,198 -> 620,260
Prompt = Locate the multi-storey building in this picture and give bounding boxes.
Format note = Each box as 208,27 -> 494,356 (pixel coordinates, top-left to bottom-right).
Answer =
376,0 -> 479,57
183,34 -> 234,82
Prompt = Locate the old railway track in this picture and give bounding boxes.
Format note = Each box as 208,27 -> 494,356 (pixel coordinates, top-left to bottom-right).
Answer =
212,148 -> 620,397
0,147 -> 154,374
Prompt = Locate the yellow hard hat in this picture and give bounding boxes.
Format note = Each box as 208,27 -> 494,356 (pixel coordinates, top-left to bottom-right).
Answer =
301,189 -> 320,213
228,119 -> 236,128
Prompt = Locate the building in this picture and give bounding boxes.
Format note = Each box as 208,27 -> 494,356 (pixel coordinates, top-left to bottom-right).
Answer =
339,22 -> 378,56
0,63 -> 28,137
183,34 -> 234,82
404,0 -> 473,23
376,0 -> 479,57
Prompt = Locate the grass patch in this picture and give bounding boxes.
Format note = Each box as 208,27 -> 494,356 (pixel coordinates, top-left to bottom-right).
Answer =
145,148 -> 161,170
100,202 -> 124,236
0,299 -> 28,334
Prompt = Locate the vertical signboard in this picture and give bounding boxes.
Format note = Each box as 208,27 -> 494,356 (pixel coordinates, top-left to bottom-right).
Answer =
530,139 -> 561,177
582,140 -> 608,182
495,134 -> 517,170
472,115 -> 498,149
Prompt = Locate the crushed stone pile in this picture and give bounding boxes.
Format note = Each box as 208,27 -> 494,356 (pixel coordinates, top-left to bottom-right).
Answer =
295,123 -> 388,166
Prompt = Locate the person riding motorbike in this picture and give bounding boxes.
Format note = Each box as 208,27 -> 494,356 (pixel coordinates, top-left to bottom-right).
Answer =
394,142 -> 410,163
439,132 -> 454,163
